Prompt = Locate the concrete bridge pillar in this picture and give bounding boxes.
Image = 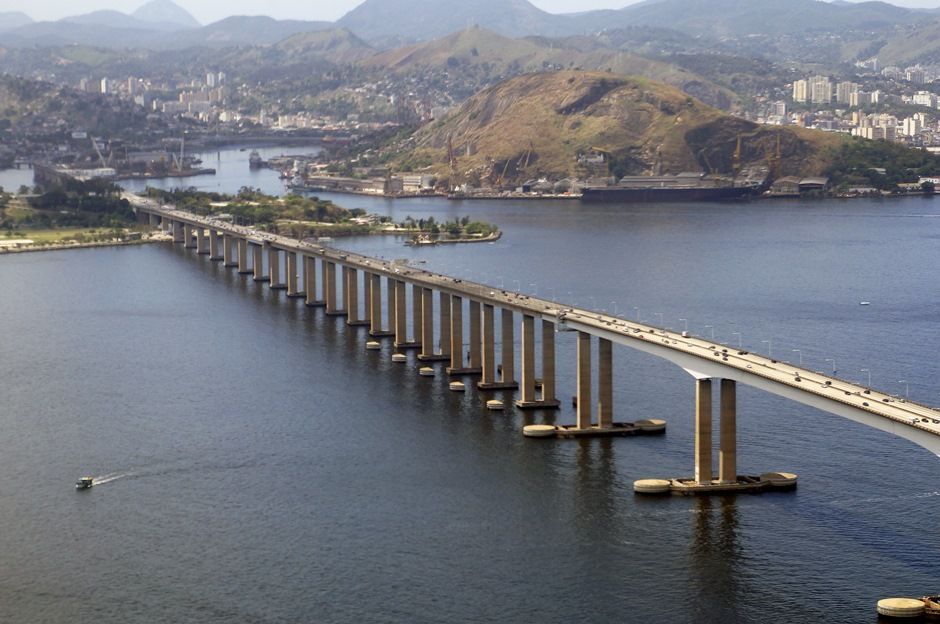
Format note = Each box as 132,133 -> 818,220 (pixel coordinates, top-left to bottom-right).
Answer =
598,338 -> 614,429
412,284 -> 423,348
196,228 -> 209,254
394,280 -> 409,346
345,267 -> 367,325
439,292 -> 451,359
363,271 -> 373,326
304,256 -> 323,306
149,213 -> 159,227
576,331 -> 593,430
518,314 -> 537,405
252,244 -> 267,282
419,287 -> 434,360
469,300 -> 482,370
695,378 -> 714,485
286,252 -> 303,297
498,308 -> 517,388
183,224 -> 196,249
478,304 -> 496,388
269,248 -> 285,289
541,319 -> 558,406
448,295 -> 464,373
173,221 -> 184,244
209,230 -> 222,261
237,239 -> 250,274
222,234 -> 235,266
324,262 -> 344,316
369,273 -> 392,336
719,379 -> 737,484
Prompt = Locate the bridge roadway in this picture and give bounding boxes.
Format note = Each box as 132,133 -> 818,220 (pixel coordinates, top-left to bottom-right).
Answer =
128,193 -> 940,463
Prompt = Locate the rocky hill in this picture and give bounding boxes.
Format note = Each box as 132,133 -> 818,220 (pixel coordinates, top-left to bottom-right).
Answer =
394,71 -> 842,183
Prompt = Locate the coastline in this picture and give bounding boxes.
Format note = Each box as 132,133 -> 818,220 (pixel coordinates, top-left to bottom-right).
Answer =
0,238 -> 158,255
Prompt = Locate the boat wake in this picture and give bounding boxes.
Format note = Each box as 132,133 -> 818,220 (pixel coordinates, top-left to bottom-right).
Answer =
92,472 -> 134,486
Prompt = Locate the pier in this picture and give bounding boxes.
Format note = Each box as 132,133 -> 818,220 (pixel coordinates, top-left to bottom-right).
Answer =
130,192 -> 940,495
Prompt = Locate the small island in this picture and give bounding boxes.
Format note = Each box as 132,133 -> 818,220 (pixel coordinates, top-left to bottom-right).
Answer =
143,187 -> 500,244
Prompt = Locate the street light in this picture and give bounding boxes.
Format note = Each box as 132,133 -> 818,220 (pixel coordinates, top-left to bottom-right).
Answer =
860,368 -> 871,388
898,380 -> 909,398
634,306 -> 641,321
731,331 -> 741,348
589,296 -> 597,310
792,349 -> 802,366
610,301 -> 620,316
512,279 -> 521,292
825,358 -> 836,374
655,312 -> 664,328
706,325 -> 715,340
679,318 -> 688,332
496,276 -> 504,288
761,339 -> 772,359
548,286 -> 557,302
529,283 -> 537,295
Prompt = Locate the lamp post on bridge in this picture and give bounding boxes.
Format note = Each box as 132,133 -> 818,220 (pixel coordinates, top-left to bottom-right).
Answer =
679,318 -> 688,333
529,283 -> 537,296
825,358 -> 837,374
898,380 -> 909,398
634,306 -> 641,321
706,325 -> 715,340
861,368 -> 872,388
792,349 -> 802,366
762,339 -> 772,359
732,331 -> 741,348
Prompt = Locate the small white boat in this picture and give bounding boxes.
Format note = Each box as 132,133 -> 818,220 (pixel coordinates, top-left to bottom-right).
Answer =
75,476 -> 93,490
859,301 -> 871,305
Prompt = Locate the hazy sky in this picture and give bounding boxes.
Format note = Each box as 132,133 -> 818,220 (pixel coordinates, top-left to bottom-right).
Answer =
2,0 -> 939,24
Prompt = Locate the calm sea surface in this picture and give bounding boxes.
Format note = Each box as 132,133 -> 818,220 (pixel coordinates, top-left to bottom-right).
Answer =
1,150 -> 939,623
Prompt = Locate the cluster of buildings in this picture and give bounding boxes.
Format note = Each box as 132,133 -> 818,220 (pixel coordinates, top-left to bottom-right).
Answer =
77,72 -> 229,122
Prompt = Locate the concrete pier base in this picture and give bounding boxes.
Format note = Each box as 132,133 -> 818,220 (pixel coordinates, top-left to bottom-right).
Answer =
446,367 -> 483,376
524,420 -> 667,439
634,472 -> 798,495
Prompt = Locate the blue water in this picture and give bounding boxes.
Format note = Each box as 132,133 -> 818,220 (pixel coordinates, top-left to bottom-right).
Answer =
0,149 -> 938,623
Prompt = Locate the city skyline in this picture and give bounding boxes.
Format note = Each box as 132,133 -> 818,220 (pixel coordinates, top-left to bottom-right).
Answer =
2,0 -> 940,25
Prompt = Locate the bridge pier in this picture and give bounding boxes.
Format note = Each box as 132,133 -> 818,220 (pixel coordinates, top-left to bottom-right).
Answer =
304,256 -> 324,306
285,252 -> 304,297
478,306 -> 516,389
269,248 -> 286,289
324,261 -> 344,316
478,303 -> 496,388
393,280 -> 412,347
345,267 -> 368,325
172,221 -> 184,244
635,376 -> 794,495
418,288 -> 448,360
252,244 -> 268,282
516,315 -> 560,408
223,235 -> 236,266
447,295 -> 479,374
469,300 -> 482,371
237,239 -> 250,273
196,228 -> 209,255
369,273 -> 393,337
184,224 -> 196,249
149,213 -> 160,227
209,230 -> 222,261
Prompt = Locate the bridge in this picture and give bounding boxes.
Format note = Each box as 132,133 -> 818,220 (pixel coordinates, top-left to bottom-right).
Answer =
129,192 -> 940,494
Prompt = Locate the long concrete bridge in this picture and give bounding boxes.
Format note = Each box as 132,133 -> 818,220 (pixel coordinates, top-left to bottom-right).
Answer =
129,193 -> 940,494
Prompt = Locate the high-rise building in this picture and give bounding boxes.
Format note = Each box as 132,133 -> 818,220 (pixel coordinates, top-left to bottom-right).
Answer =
849,91 -> 872,108
206,72 -> 217,88
902,116 -> 923,137
792,79 -> 808,103
810,75 -> 832,104
835,81 -> 858,104
127,77 -> 138,96
913,91 -> 937,108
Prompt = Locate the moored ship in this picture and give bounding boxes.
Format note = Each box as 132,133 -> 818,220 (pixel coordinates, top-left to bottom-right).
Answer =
581,172 -> 758,203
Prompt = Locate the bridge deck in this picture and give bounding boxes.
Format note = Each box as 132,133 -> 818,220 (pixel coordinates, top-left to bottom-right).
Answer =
130,194 -> 940,446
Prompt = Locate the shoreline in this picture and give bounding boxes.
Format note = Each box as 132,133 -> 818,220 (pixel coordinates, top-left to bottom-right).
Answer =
0,239 -> 157,255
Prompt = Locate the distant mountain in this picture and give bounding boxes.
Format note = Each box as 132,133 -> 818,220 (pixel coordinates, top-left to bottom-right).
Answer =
0,12 -> 33,32
132,0 -> 200,29
870,17 -> 940,65
363,27 -> 734,109
603,0 -> 916,37
0,14 -> 333,50
275,28 -> 375,64
159,16 -> 334,49
339,0 -> 568,42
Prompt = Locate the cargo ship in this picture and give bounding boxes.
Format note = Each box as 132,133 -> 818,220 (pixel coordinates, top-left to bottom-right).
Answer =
581,173 -> 757,203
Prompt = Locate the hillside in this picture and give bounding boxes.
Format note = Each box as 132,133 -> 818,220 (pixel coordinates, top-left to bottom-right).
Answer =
869,18 -> 940,65
0,12 -> 33,32
276,29 -> 375,65
394,71 -> 842,183
339,0 -> 566,42
362,27 -> 735,110
132,0 -> 200,29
